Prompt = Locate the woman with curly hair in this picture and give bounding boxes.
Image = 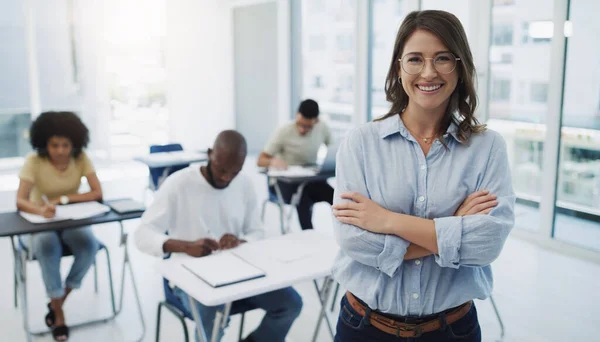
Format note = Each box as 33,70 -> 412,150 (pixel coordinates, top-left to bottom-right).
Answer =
330,11 -> 515,342
16,111 -> 103,341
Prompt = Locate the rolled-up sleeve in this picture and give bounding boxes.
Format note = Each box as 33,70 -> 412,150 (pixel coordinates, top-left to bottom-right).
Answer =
434,134 -> 515,268
333,128 -> 410,277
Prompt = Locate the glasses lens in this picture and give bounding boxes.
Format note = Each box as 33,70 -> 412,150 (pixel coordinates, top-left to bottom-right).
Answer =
434,52 -> 457,74
401,53 -> 424,75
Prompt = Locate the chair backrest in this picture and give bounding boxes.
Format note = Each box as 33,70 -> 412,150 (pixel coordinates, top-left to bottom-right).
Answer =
149,143 -> 188,189
267,177 -> 284,203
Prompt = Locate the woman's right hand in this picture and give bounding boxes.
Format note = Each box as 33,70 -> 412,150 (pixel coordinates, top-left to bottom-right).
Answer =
39,204 -> 56,218
455,190 -> 498,216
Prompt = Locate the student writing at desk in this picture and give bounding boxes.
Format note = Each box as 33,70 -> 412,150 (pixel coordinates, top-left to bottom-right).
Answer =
331,11 -> 515,342
257,99 -> 334,230
16,111 -> 103,341
135,130 -> 303,342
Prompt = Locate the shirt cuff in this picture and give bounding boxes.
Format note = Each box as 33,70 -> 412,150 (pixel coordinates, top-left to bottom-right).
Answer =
376,234 -> 410,277
150,233 -> 170,258
433,216 -> 463,269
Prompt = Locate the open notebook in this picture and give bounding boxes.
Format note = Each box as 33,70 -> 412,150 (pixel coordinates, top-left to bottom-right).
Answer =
267,165 -> 317,178
181,251 -> 266,288
19,201 -> 111,224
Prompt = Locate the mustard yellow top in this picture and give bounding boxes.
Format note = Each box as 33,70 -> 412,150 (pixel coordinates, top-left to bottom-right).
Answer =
18,151 -> 95,205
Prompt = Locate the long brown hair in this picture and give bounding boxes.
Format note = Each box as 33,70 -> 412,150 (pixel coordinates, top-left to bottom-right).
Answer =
375,10 -> 485,143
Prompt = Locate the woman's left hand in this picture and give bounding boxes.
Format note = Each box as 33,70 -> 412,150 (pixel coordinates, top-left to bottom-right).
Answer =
332,192 -> 394,234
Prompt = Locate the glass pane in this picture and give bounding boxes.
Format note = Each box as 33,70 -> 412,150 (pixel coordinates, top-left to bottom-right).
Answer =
104,0 -> 169,159
487,0 -> 553,231
370,0 -> 409,120
553,0 -> 600,251
301,0 -> 356,142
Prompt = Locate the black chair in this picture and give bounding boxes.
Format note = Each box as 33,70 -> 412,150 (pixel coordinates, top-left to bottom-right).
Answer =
155,278 -> 252,342
261,178 -> 294,234
148,143 -> 189,190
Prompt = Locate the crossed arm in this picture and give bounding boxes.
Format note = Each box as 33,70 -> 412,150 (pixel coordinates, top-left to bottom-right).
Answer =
331,132 -> 515,275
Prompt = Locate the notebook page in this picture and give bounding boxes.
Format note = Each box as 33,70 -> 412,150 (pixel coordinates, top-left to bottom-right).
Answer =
56,202 -> 111,220
267,166 -> 317,177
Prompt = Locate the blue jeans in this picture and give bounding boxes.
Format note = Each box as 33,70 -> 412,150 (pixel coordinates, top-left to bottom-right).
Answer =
335,295 -> 481,342
25,227 -> 99,299
173,286 -> 303,342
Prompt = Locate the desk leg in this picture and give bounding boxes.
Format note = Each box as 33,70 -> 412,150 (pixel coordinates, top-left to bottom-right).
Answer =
14,236 -> 33,342
157,167 -> 172,189
273,181 -> 289,234
273,180 -> 309,234
115,221 -> 146,342
312,277 -> 335,342
188,297 -> 210,342
211,302 -> 232,342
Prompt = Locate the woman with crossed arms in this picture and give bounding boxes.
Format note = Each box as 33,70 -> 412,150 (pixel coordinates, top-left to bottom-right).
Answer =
331,10 -> 515,342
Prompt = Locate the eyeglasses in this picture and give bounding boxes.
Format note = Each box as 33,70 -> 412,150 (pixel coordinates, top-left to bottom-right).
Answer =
398,52 -> 461,75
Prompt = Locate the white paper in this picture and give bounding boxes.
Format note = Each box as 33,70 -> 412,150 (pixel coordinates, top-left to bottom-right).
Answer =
19,202 -> 111,224
267,165 -> 317,178
181,251 -> 265,288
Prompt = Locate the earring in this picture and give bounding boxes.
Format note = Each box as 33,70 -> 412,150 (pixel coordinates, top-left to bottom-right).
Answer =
397,76 -> 401,83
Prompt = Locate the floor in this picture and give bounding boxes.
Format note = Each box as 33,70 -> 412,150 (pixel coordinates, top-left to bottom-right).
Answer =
0,156 -> 599,342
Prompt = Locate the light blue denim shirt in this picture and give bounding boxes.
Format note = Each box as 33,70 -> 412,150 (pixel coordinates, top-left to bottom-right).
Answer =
332,114 -> 515,316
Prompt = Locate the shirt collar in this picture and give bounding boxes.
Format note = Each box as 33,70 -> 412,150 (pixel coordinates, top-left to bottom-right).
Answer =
378,114 -> 464,144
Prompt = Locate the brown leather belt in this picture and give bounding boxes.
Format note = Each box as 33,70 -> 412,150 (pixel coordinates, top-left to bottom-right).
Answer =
345,292 -> 472,338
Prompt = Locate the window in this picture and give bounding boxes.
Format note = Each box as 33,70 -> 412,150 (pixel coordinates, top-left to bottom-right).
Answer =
522,21 -> 553,44
530,82 -> 548,103
554,0 -> 600,251
301,0 -> 357,131
487,0 -> 554,232
370,0 -> 409,118
491,79 -> 511,101
492,23 -> 514,46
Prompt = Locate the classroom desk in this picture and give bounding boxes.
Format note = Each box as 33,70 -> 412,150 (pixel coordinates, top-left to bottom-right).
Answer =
260,167 -> 336,234
134,151 -> 208,188
157,230 -> 339,342
0,200 -> 146,342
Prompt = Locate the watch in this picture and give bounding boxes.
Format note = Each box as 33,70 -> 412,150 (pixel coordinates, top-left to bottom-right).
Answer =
59,195 -> 69,205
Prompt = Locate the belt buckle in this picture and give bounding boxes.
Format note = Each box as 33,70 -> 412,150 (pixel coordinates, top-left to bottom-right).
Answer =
396,324 -> 423,338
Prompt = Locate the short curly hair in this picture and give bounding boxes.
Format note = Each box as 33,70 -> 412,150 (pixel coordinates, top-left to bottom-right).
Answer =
29,111 -> 90,158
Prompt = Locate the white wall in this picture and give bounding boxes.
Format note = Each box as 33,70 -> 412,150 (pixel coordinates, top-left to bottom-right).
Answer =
165,0 -> 235,151
233,2 -> 278,153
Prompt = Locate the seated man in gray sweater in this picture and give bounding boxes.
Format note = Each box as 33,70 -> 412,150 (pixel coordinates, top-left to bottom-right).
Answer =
258,99 -> 334,230
135,130 -> 302,342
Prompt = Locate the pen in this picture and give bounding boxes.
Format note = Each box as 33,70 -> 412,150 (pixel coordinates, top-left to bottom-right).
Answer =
41,194 -> 50,205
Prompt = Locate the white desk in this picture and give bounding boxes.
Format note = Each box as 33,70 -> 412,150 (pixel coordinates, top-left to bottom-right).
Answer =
134,151 -> 207,169
134,151 -> 208,188
157,230 -> 339,342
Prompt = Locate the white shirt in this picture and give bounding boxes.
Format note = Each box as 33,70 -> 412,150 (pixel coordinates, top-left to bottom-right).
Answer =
134,166 -> 264,259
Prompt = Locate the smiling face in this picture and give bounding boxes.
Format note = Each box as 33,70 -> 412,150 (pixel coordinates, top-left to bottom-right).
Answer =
399,29 -> 459,114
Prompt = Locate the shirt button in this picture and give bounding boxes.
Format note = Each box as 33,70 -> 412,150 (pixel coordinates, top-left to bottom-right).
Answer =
415,260 -> 421,265
418,196 -> 425,202
412,293 -> 419,299
420,165 -> 426,170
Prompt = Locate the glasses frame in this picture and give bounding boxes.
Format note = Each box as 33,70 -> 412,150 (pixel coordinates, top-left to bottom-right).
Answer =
398,53 -> 461,75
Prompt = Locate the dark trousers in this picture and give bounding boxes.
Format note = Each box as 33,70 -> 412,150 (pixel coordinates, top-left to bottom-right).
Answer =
270,180 -> 334,230
335,295 -> 481,342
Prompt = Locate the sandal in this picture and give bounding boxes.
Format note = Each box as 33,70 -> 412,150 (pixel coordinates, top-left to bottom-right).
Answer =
52,325 -> 69,341
45,303 -> 55,327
